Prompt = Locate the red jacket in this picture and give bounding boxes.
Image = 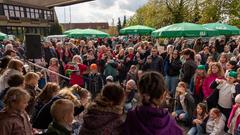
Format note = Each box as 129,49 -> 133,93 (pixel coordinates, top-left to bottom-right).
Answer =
228,104 -> 240,130
65,63 -> 87,86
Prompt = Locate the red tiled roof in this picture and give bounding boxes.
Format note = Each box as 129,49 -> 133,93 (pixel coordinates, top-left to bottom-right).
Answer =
61,22 -> 109,30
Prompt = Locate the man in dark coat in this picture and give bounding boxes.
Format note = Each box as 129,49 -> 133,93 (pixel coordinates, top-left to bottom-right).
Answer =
143,47 -> 164,74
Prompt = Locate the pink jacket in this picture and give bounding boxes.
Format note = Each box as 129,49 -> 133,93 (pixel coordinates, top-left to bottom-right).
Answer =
227,104 -> 240,130
202,74 -> 223,98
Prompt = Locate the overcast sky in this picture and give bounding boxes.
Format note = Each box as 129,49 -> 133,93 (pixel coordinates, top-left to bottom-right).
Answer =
55,0 -> 148,25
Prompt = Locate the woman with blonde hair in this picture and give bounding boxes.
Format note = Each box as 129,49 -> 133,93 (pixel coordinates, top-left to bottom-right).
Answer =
0,59 -> 24,91
202,62 -> 225,100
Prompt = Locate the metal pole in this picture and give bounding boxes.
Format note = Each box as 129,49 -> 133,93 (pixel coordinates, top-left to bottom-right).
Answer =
26,60 -> 70,80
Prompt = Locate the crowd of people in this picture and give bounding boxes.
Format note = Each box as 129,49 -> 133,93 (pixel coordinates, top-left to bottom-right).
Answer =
0,36 -> 240,135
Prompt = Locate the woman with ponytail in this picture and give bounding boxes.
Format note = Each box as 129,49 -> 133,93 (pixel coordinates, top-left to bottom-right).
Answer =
123,71 -> 183,135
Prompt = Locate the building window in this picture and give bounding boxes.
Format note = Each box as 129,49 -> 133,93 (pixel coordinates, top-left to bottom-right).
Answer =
14,6 -> 20,18
26,8 -> 30,18
47,11 -> 50,20
44,10 -> 47,20
20,7 -> 24,18
35,9 -> 39,19
30,8 -> 35,19
4,5 -> 9,19
39,10 -> 43,19
50,11 -> 54,21
8,5 -> 15,17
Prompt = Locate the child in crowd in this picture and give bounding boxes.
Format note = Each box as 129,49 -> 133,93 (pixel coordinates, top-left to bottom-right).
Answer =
205,56 -> 215,71
0,74 -> 24,110
211,71 -> 237,119
0,87 -> 32,135
173,81 -> 195,126
31,82 -> 60,125
103,60 -> 118,82
46,99 -> 74,135
79,83 -> 125,135
225,60 -> 238,77
24,72 -> 40,115
106,75 -> 114,84
65,55 -> 87,87
86,63 -> 104,98
48,58 -> 59,84
219,53 -> 229,71
37,70 -> 47,89
202,62 -> 225,99
228,94 -> 240,135
126,65 -> 138,83
187,103 -> 208,135
205,108 -> 226,135
71,86 -> 91,135
190,65 -> 206,104
124,79 -> 138,112
0,58 -> 24,91
32,87 -> 84,130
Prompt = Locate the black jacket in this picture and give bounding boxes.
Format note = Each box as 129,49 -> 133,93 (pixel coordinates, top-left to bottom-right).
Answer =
143,55 -> 164,74
176,92 -> 195,126
32,96 -> 84,129
180,59 -> 197,84
86,73 -> 104,98
164,56 -> 182,76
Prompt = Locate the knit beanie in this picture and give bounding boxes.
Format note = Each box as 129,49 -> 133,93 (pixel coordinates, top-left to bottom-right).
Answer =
197,65 -> 205,70
228,71 -> 237,78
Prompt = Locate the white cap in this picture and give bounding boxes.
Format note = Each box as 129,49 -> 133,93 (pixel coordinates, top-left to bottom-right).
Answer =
106,76 -> 113,81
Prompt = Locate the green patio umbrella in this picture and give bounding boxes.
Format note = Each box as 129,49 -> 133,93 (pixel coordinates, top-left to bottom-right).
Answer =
63,29 -> 82,35
120,25 -> 156,35
69,29 -> 110,38
203,22 -> 240,35
152,22 -> 219,38
0,32 -> 7,40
